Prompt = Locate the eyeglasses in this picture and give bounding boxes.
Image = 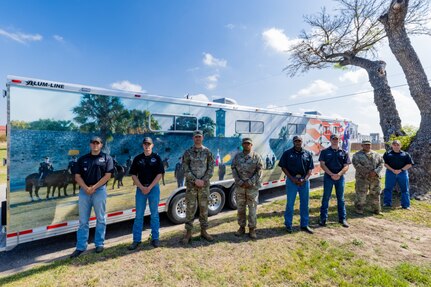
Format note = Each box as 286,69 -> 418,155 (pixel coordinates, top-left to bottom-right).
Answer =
91,141 -> 101,145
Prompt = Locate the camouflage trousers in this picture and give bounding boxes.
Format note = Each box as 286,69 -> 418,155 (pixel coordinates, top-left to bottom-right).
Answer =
236,186 -> 259,229
185,186 -> 209,231
355,177 -> 381,212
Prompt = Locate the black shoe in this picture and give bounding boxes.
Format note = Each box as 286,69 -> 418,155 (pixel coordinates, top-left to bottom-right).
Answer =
151,239 -> 160,248
128,241 -> 141,250
95,246 -> 104,253
300,226 -> 314,234
285,226 -> 293,234
70,249 -> 84,258
339,220 -> 349,228
318,220 -> 326,227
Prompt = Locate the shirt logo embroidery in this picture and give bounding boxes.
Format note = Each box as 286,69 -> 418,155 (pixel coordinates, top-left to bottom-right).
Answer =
99,157 -> 105,162
151,158 -> 157,163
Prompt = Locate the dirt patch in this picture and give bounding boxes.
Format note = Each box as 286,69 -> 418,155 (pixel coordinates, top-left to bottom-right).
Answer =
318,216 -> 431,267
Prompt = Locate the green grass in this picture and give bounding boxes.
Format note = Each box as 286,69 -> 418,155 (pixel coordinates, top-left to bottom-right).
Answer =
1,180 -> 430,286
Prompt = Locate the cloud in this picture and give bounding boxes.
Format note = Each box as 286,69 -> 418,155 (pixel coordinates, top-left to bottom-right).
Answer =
203,53 -> 227,68
0,28 -> 42,44
225,23 -> 246,30
53,35 -> 64,42
205,74 -> 219,90
339,69 -> 368,84
392,89 -> 420,127
262,28 -> 300,53
110,80 -> 145,92
185,93 -> 209,102
291,80 -> 338,99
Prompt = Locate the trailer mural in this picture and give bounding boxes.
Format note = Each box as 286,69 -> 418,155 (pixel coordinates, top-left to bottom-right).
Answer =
5,80 -> 357,239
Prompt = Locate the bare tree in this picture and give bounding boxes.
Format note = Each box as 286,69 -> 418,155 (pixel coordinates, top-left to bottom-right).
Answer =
380,0 -> 431,198
285,0 -> 409,142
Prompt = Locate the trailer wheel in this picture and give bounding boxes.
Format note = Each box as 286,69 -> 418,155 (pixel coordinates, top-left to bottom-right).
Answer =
167,192 -> 197,224
207,187 -> 225,216
227,186 -> 237,210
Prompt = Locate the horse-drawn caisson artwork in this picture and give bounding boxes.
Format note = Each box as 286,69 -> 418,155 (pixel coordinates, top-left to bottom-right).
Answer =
0,76 -> 358,251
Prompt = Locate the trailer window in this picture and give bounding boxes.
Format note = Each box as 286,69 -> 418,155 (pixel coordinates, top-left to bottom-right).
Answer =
235,120 -> 264,134
150,114 -> 197,132
287,124 -> 306,135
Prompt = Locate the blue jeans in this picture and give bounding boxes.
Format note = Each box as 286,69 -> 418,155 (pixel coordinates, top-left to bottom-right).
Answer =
285,178 -> 310,228
320,174 -> 346,222
383,170 -> 410,208
132,184 -> 160,242
76,186 -> 107,251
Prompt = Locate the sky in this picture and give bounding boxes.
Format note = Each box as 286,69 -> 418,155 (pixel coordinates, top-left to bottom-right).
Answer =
0,0 -> 429,135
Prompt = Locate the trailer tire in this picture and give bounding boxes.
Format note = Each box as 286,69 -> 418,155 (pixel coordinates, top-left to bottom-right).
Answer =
207,187 -> 225,216
167,192 -> 197,224
227,186 -> 237,210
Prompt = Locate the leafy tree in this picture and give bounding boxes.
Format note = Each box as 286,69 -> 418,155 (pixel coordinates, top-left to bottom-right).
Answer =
380,0 -> 431,197
198,116 -> 215,137
10,120 -> 29,129
170,116 -> 197,131
72,94 -> 127,142
389,125 -> 418,150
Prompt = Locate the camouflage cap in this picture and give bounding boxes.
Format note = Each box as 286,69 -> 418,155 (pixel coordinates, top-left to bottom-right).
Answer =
193,130 -> 203,137
242,137 -> 253,144
362,140 -> 372,144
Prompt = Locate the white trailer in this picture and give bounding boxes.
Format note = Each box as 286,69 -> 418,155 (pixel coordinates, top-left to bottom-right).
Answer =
0,76 -> 358,251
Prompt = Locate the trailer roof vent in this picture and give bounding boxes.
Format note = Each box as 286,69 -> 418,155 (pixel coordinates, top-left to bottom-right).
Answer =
213,97 -> 238,105
304,111 -> 322,116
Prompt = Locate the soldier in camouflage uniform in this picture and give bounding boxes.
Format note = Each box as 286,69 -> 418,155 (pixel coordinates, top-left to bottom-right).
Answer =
231,138 -> 263,239
352,140 -> 384,215
181,130 -> 215,244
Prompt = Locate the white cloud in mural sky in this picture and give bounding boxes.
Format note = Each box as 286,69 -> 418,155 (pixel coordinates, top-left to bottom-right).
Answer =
0,28 -> 42,44
111,80 -> 145,93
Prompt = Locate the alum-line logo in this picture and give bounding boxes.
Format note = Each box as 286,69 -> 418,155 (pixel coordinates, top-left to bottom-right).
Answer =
25,80 -> 65,89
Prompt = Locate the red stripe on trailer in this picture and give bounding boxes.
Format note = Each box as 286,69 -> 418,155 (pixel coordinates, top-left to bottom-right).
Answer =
11,79 -> 22,83
19,229 -> 33,235
132,208 -> 136,212
90,216 -> 96,221
158,203 -> 166,207
262,182 -> 269,186
108,211 -> 123,217
280,179 -> 286,182
47,222 -> 68,230
7,232 -> 18,238
272,180 -> 278,184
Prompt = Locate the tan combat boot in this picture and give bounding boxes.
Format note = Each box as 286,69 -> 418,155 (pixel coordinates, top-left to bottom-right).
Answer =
234,226 -> 246,237
181,230 -> 192,244
249,228 -> 257,239
200,229 -> 214,242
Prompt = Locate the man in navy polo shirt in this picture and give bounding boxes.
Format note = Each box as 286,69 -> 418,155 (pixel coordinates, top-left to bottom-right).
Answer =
70,136 -> 114,258
318,134 -> 351,228
383,140 -> 414,209
278,136 -> 314,234
128,137 -> 165,250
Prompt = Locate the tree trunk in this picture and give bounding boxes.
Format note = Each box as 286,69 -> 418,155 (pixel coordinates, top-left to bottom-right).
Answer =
342,55 -> 404,143
380,0 -> 431,198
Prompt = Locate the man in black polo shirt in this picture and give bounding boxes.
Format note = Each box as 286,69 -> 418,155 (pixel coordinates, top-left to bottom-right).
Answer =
128,137 -> 165,250
383,140 -> 413,209
318,134 -> 351,228
278,136 -> 314,234
70,136 -> 114,258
